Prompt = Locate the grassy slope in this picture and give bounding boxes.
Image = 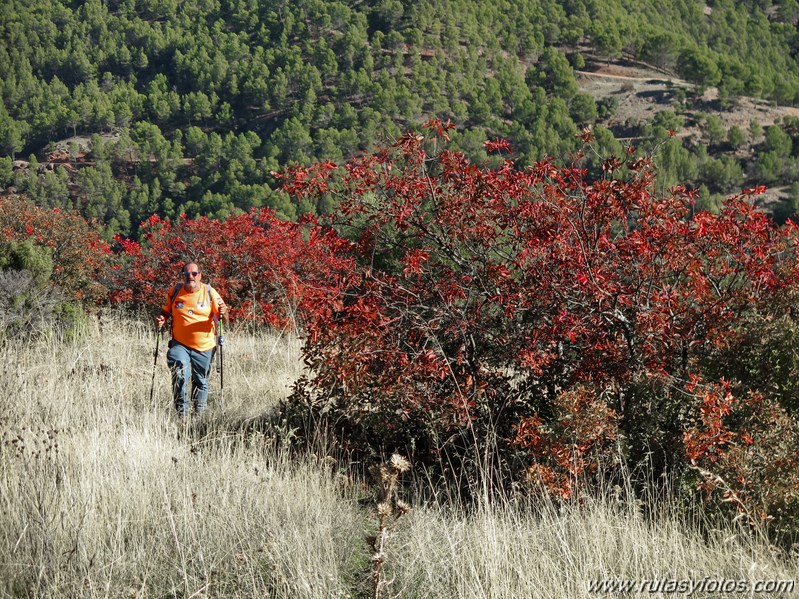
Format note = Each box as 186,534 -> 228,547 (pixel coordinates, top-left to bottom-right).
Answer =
0,317 -> 796,597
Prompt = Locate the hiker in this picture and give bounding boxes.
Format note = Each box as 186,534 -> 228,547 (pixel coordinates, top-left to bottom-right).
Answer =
155,262 -> 228,417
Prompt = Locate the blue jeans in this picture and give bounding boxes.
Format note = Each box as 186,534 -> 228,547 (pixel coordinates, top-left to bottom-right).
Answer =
167,341 -> 214,416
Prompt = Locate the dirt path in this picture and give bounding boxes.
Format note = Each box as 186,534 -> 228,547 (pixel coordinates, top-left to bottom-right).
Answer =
576,69 -> 682,83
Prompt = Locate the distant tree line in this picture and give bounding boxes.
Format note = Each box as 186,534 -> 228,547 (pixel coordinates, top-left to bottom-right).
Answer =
3,0 -> 799,235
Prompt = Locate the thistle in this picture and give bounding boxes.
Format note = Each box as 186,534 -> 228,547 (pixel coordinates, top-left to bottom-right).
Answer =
368,454 -> 411,599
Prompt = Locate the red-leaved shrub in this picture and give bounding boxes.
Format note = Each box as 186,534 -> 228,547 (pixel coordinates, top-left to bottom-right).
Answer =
0,197 -> 113,303
278,121 -> 799,538
112,209 -> 355,329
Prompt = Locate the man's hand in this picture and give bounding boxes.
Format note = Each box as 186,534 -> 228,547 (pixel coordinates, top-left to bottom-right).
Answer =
155,314 -> 166,329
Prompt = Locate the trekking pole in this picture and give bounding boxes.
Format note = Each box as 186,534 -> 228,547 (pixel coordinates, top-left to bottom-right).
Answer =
217,319 -> 225,408
149,325 -> 162,404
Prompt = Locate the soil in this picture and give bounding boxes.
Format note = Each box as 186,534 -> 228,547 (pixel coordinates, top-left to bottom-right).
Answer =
577,57 -> 799,135
577,56 -> 799,204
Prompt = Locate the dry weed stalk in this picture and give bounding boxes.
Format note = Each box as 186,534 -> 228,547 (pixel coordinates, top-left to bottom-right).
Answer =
689,463 -> 767,530
367,454 -> 411,599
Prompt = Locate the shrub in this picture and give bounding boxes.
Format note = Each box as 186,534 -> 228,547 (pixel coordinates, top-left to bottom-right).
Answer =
0,241 -> 87,340
0,240 -> 53,286
0,157 -> 12,187
683,377 -> 799,542
111,210 -> 355,330
279,121 -> 799,539
727,125 -> 746,150
0,197 -> 113,304
0,198 -> 111,340
596,96 -> 618,120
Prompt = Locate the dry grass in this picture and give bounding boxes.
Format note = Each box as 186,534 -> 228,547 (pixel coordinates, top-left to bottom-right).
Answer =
0,317 -> 365,598
0,315 -> 796,598
389,494 -> 798,598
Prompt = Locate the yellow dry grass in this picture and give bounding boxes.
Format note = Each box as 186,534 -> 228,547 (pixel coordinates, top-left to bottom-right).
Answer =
0,315 -> 796,598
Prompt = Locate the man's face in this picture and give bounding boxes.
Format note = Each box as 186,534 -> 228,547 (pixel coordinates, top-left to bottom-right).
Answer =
182,263 -> 201,291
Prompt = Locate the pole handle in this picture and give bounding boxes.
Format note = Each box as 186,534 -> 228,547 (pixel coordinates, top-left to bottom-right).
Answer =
153,328 -> 161,364
149,327 -> 161,403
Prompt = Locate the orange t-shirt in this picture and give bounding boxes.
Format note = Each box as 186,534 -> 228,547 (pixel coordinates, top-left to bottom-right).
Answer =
161,284 -> 226,352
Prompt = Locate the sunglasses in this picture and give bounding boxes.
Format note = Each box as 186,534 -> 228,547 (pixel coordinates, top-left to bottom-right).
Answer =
183,271 -> 200,277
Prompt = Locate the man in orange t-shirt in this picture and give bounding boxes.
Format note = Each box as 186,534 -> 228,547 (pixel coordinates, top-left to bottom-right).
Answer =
155,262 -> 228,417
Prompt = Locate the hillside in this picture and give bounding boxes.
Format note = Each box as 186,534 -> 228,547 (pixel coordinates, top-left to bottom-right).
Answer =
578,59 -> 799,132
577,54 -> 799,208
3,0 -> 799,234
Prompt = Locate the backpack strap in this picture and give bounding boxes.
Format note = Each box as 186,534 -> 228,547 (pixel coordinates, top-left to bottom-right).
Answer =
169,283 -> 214,311
169,283 -> 183,308
167,283 -> 216,338
206,284 -> 221,327
168,283 -> 182,338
